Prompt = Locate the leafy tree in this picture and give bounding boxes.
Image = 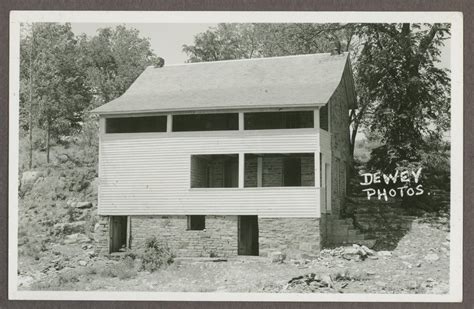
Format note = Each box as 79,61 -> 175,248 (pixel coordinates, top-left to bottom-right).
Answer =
78,25 -> 160,106
20,23 -> 91,164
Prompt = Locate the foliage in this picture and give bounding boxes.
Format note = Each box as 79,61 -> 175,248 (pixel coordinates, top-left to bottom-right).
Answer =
20,23 -> 92,153
139,236 -> 174,272
78,25 -> 160,106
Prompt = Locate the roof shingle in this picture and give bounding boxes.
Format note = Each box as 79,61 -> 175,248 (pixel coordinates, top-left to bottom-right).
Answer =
92,52 -> 351,115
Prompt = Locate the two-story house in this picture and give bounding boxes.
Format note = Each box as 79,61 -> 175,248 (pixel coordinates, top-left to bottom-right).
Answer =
92,52 -> 357,258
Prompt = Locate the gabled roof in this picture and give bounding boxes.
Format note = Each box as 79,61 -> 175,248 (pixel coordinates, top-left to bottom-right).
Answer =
92,52 -> 355,115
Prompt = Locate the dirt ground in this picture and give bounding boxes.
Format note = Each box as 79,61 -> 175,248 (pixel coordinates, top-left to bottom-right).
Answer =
18,219 -> 449,294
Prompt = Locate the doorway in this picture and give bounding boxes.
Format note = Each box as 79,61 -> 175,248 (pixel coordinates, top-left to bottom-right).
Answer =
238,216 -> 259,256
110,216 -> 128,253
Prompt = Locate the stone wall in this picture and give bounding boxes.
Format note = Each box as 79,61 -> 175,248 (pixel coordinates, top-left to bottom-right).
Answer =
96,215 -> 322,258
244,155 -> 315,187
258,217 -> 321,258
130,215 -> 238,257
329,72 -> 353,215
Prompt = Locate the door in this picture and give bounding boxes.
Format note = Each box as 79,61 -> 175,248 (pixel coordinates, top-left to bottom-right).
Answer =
238,216 -> 259,255
110,216 -> 128,253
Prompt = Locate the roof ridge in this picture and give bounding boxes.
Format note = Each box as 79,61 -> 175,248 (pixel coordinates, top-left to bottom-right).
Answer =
146,52 -> 348,69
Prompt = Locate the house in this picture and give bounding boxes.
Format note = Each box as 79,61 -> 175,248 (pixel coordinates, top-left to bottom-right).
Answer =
92,52 -> 357,258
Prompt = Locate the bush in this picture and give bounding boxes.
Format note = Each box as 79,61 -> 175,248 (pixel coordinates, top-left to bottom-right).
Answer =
140,236 -> 174,272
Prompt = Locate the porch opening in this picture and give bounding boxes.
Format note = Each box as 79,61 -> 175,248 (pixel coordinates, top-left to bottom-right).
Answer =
191,154 -> 239,188
109,216 -> 128,253
105,116 -> 167,133
173,113 -> 238,131
244,111 -> 313,130
244,153 -> 314,187
238,215 -> 259,256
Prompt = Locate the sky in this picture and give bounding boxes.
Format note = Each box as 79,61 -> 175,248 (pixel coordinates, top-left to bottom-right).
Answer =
71,23 -> 217,64
70,23 -> 451,68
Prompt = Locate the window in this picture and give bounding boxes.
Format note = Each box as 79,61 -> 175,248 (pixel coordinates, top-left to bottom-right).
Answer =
173,113 -> 238,131
244,111 -> 313,130
106,116 -> 167,133
187,215 -> 205,230
244,153 -> 314,187
320,104 -> 329,131
191,154 -> 238,188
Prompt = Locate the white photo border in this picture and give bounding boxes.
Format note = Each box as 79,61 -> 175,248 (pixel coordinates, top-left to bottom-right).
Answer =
8,10 -> 464,302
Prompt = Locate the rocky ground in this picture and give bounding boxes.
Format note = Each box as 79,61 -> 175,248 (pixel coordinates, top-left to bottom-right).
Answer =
18,217 -> 450,294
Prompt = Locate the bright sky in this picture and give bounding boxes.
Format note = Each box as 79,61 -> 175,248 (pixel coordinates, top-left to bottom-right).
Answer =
70,23 -> 450,68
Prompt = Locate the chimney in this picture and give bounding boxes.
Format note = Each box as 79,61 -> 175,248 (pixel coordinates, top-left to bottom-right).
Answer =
154,57 -> 165,68
330,40 -> 342,55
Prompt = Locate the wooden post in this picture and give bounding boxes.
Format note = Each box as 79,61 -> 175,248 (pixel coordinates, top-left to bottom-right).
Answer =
238,153 -> 244,188
167,114 -> 173,132
315,151 -> 320,187
313,108 -> 320,130
257,156 -> 263,187
238,112 -> 244,131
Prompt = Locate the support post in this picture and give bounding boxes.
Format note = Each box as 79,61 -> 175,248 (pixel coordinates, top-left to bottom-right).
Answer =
167,114 -> 173,132
238,112 -> 244,131
315,151 -> 320,187
99,117 -> 106,135
238,153 -> 244,188
257,156 -> 263,187
313,108 -> 320,130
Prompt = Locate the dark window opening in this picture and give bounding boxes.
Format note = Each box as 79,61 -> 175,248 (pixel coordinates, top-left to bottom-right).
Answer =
320,104 -> 329,131
173,113 -> 238,131
106,116 -> 167,133
244,111 -> 313,130
187,215 -> 205,230
283,157 -> 302,186
244,153 -> 314,187
191,154 -> 239,188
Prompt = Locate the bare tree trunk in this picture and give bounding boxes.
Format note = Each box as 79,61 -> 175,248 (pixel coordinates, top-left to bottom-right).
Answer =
46,120 -> 50,164
28,24 -> 34,170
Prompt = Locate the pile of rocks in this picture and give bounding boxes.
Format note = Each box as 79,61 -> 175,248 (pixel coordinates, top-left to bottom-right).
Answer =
320,244 -> 376,261
285,273 -> 335,291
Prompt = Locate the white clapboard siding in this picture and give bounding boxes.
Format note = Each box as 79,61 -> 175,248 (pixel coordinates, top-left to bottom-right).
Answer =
99,128 -> 322,217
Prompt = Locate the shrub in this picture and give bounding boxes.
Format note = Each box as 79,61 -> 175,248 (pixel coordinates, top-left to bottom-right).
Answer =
140,236 -> 174,272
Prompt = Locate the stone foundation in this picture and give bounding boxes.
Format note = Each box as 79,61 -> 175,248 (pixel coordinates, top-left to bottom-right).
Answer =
131,215 -> 238,257
96,215 -> 322,258
258,217 -> 321,258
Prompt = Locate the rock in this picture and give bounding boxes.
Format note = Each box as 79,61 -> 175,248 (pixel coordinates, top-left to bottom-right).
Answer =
377,251 -> 392,257
54,221 -> 86,235
269,251 -> 286,263
360,245 -> 375,256
407,280 -> 419,289
75,202 -> 93,209
446,234 -> 450,241
366,270 -> 376,275
78,260 -> 87,266
64,233 -> 91,244
424,253 -> 440,262
415,261 -> 422,267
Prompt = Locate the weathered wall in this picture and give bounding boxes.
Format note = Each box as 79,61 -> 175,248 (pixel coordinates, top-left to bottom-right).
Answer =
328,63 -> 354,215
131,215 -> 238,257
259,217 -> 321,258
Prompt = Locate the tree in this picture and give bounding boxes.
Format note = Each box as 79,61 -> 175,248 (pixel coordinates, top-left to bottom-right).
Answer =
78,25 -> 160,106
20,23 -> 91,164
